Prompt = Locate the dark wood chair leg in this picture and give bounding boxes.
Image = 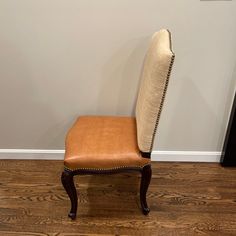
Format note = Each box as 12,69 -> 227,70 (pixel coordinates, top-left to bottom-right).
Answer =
140,165 -> 152,215
61,170 -> 78,220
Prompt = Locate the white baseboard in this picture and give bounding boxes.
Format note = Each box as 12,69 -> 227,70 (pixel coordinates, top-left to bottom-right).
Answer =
151,151 -> 221,162
0,149 -> 222,162
0,149 -> 65,160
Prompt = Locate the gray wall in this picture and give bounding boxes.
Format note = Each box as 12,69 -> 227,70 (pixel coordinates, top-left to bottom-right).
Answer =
0,0 -> 236,151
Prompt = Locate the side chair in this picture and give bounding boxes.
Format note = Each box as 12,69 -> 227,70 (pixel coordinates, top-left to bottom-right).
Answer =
61,29 -> 175,219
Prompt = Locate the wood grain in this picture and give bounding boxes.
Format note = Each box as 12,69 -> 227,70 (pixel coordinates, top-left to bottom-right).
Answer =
0,160 -> 236,235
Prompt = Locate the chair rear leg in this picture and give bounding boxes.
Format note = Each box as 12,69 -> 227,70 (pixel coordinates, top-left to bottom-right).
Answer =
61,170 -> 78,220
140,165 -> 152,215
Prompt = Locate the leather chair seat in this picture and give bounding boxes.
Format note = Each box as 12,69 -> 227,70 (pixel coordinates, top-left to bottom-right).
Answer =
64,116 -> 151,171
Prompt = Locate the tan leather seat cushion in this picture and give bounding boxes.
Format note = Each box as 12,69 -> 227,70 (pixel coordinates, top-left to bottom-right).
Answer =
64,116 -> 150,170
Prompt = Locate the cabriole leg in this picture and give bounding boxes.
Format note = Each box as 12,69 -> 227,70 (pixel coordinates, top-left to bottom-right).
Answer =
140,165 -> 152,215
61,170 -> 78,220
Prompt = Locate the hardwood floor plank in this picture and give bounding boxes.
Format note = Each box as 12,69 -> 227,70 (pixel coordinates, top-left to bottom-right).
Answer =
0,160 -> 236,235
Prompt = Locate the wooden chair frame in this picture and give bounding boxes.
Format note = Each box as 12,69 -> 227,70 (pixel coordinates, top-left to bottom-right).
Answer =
61,154 -> 152,220
61,30 -> 174,220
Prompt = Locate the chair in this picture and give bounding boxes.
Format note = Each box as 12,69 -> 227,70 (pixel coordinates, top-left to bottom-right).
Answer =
61,29 -> 175,220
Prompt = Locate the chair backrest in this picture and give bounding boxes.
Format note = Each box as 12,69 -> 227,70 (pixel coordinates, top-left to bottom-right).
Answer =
135,29 -> 175,153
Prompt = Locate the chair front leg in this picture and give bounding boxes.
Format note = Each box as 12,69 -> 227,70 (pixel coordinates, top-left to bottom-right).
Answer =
61,170 -> 78,220
140,164 -> 152,215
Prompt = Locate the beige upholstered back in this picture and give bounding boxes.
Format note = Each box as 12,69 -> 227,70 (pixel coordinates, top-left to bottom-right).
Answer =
135,29 -> 175,153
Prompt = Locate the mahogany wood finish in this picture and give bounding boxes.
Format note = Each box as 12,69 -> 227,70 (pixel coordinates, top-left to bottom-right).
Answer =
140,165 -> 152,215
1,160 -> 236,235
61,171 -> 78,220
61,163 -> 152,220
140,151 -> 151,158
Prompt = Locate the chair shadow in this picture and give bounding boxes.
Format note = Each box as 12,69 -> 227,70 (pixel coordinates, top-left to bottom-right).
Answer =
76,172 -> 141,217
95,37 -> 148,116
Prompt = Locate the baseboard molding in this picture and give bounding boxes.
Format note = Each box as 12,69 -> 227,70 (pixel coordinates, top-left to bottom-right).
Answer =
0,149 -> 222,162
0,149 -> 65,160
151,151 -> 221,162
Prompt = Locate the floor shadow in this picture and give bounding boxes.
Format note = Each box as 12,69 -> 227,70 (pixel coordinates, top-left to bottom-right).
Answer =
75,172 -> 141,217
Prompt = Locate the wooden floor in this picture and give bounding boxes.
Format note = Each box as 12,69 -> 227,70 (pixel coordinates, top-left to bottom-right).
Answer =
0,161 -> 236,236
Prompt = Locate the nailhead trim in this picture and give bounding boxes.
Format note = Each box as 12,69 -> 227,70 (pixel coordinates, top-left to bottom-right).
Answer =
64,164 -> 150,172
149,51 -> 175,152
